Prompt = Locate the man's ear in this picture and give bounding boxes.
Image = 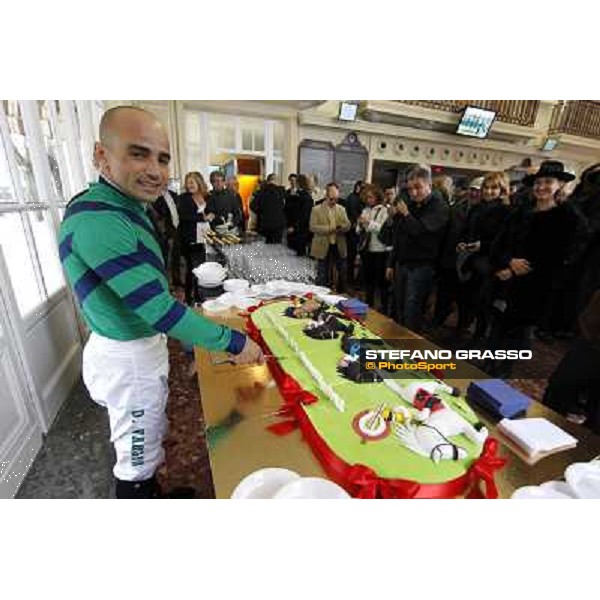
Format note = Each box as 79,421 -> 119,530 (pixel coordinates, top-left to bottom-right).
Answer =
93,142 -> 106,171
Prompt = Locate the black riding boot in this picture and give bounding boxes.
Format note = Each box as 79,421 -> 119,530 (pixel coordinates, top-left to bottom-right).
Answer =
115,476 -> 162,499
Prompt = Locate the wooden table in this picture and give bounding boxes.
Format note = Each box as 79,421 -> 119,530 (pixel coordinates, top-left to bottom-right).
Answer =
195,307 -> 600,499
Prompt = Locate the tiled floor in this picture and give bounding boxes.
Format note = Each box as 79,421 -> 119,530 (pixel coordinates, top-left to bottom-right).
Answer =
17,379 -> 115,499
17,336 -> 215,499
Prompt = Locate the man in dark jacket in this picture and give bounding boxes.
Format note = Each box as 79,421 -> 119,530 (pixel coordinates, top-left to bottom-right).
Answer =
571,164 -> 600,315
345,180 -> 364,286
386,166 -> 449,332
206,171 -> 243,230
544,289 -> 600,431
154,188 -> 182,285
250,174 -> 286,243
285,174 -> 313,256
227,176 -> 246,232
286,173 -> 299,197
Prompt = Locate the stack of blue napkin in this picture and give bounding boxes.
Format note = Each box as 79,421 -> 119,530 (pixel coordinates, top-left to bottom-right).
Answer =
467,379 -> 531,419
337,298 -> 368,320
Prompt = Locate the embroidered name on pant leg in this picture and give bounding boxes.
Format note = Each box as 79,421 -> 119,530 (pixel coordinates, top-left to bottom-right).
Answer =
131,409 -> 145,467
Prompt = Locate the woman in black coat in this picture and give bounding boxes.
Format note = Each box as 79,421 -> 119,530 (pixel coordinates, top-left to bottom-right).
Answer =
178,172 -> 211,305
284,174 -> 313,256
250,175 -> 286,244
456,171 -> 512,339
485,161 -> 583,376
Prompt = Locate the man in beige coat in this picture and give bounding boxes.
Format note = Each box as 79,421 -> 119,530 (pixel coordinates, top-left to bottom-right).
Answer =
310,182 -> 351,292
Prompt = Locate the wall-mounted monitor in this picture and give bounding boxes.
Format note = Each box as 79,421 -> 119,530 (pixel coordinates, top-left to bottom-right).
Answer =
338,101 -> 359,122
456,106 -> 496,139
541,138 -> 558,151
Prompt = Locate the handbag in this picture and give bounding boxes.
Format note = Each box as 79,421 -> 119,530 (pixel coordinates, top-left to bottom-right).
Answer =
358,229 -> 370,253
377,218 -> 395,247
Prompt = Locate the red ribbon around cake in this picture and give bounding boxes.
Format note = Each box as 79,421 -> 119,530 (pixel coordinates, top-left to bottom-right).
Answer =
244,302 -> 507,499
464,438 -> 507,499
346,465 -> 421,499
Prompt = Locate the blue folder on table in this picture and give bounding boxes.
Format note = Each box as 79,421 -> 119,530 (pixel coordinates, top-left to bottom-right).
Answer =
467,379 -> 531,419
337,298 -> 368,318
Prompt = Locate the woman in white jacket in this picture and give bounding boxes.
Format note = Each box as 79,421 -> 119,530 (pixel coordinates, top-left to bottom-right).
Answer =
357,184 -> 389,310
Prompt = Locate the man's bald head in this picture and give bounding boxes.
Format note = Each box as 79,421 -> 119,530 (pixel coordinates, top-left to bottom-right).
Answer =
94,105 -> 171,202
99,106 -> 167,147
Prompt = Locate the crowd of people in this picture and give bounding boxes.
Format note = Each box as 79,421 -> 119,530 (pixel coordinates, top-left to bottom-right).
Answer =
150,160 -> 600,432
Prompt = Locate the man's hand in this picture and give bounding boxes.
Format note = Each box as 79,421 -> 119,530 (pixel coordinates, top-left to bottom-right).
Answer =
456,242 -> 467,252
206,212 -> 216,222
231,337 -> 264,365
495,268 -> 513,281
385,267 -> 394,281
287,227 -> 294,233
397,200 -> 409,217
509,258 -> 532,276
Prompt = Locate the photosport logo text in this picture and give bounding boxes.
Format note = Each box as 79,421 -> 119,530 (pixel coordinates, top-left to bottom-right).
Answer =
354,341 -> 532,380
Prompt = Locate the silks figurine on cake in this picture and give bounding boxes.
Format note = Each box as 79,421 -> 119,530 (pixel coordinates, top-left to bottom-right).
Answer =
303,313 -> 353,340
394,391 -> 489,463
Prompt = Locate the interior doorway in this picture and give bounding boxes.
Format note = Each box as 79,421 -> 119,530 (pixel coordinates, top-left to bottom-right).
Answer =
371,159 -> 486,191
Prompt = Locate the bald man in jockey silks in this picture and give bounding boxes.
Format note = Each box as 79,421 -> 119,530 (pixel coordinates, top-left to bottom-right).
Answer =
59,106 -> 264,498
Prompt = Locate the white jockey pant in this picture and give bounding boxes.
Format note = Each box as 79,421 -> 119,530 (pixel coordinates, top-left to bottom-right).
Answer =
82,332 -> 169,481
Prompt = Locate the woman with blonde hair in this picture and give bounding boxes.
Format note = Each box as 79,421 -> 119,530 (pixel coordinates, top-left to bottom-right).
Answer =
357,184 -> 389,310
432,174 -> 454,204
455,171 -> 512,340
486,161 -> 582,375
178,171 -> 211,305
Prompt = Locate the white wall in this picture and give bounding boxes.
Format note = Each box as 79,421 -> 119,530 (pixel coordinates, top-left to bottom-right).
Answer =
22,293 -> 82,429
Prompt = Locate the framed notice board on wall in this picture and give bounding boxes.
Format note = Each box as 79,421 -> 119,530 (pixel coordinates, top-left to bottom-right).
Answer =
298,140 -> 335,192
298,134 -> 368,199
334,132 -> 368,197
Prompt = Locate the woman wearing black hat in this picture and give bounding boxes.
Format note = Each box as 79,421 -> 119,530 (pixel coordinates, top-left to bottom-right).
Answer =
484,161 -> 585,376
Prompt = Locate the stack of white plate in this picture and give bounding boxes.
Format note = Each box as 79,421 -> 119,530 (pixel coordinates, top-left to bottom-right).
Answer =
201,298 -> 231,314
223,279 -> 250,294
272,477 -> 351,499
511,459 -> 600,499
202,292 -> 257,312
511,481 -> 578,500
231,468 -> 351,499
565,461 -> 600,498
193,262 -> 227,288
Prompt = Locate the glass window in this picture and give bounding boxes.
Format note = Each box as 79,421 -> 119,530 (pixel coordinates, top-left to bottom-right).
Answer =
2,101 -> 37,202
0,134 -> 15,202
274,122 -> 285,152
73,103 -> 90,181
241,120 -> 266,152
0,212 -> 43,316
60,139 -> 78,197
241,129 -> 253,151
28,210 -> 65,297
219,125 -> 235,150
185,111 -> 201,145
53,102 -> 80,197
38,101 -> 66,201
185,144 -> 202,176
273,158 -> 284,182
253,125 -> 265,152
210,115 -> 236,151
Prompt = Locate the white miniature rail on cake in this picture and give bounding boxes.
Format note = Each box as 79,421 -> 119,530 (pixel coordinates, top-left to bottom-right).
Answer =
265,312 -> 346,412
